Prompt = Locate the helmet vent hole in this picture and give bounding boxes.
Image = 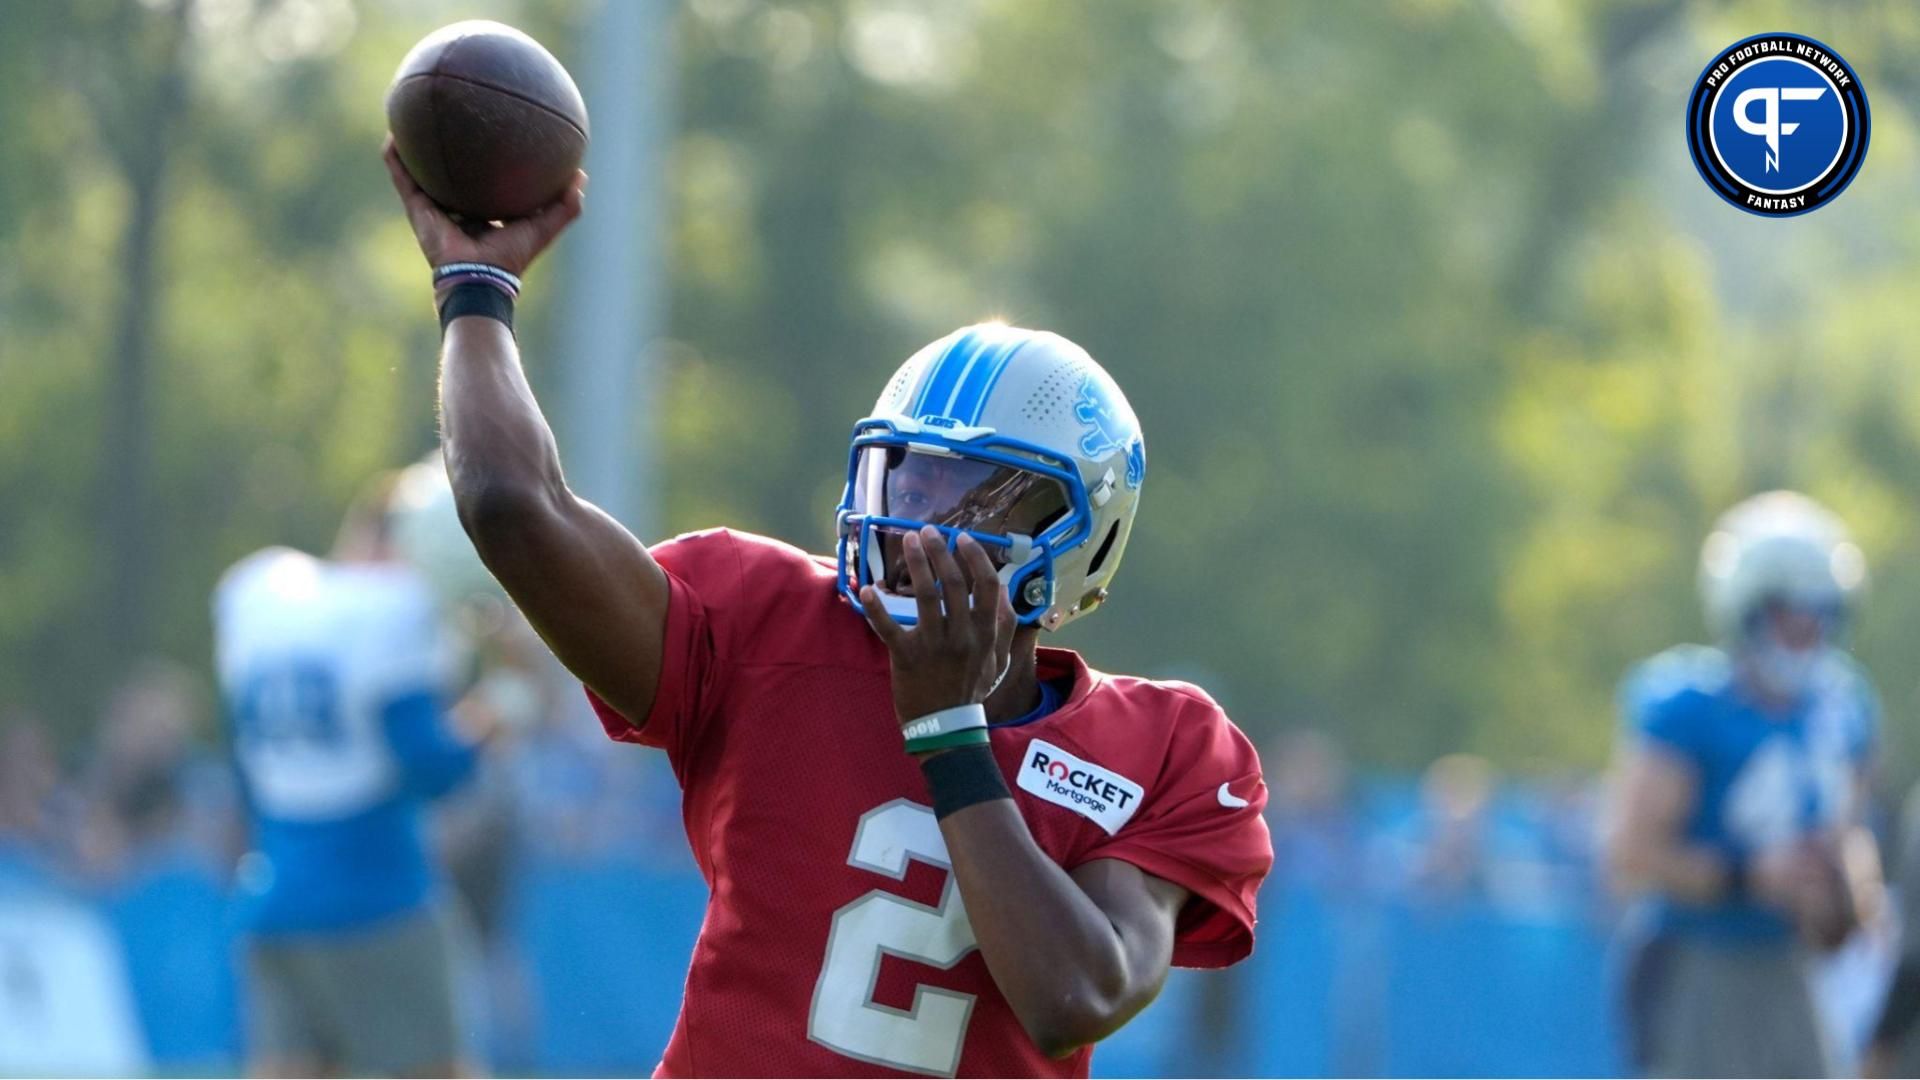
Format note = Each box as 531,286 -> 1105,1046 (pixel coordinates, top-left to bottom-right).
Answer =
1088,522 -> 1121,576
1024,360 -> 1085,422
885,366 -> 914,404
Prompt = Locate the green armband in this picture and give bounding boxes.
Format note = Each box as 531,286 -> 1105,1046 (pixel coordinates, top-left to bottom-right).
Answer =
902,704 -> 989,756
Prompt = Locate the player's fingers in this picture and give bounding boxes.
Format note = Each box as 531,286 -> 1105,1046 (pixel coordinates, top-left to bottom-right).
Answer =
382,139 -> 433,210
505,177 -> 587,259
901,530 -> 942,629
382,140 -> 459,258
922,527 -> 971,628
858,585 -> 905,647
380,137 -> 411,190
534,180 -> 585,231
958,535 -> 1001,638
992,586 -> 1017,665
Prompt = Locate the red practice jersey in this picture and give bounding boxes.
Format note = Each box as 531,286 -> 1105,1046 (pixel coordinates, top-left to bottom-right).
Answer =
586,529 -> 1272,1078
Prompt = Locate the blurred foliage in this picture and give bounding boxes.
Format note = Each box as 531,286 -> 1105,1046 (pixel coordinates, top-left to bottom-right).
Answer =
6,0 -> 1920,775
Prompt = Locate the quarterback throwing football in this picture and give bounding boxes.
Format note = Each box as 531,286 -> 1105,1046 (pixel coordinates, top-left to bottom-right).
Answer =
385,145 -> 1272,1078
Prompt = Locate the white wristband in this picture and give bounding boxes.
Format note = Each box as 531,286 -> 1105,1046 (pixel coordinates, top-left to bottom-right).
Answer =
901,704 -> 988,744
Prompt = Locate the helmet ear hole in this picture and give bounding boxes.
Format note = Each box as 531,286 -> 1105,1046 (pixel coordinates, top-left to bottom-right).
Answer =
1087,522 -> 1121,577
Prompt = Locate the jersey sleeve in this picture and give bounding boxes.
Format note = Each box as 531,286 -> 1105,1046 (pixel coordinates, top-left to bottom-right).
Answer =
584,529 -> 745,764
210,547 -> 308,673
381,690 -> 477,800
360,579 -> 475,798
1843,663 -> 1881,765
1619,649 -> 1716,761
1076,694 -> 1273,969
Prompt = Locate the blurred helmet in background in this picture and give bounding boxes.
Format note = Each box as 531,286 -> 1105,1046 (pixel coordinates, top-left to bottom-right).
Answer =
1698,491 -> 1865,662
836,322 -> 1145,630
389,451 -> 501,611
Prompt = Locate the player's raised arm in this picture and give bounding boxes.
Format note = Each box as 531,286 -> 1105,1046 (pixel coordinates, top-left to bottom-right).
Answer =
383,141 -> 670,723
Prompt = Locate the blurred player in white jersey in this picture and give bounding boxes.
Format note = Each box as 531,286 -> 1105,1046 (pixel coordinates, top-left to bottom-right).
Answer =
213,458 -> 500,1077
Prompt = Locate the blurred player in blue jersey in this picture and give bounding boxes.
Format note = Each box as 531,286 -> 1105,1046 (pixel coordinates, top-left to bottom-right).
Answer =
1605,491 -> 1884,1078
213,458 -> 500,1077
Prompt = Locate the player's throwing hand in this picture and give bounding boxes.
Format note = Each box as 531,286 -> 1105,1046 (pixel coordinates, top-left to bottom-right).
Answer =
859,527 -> 1016,728
382,136 -> 585,274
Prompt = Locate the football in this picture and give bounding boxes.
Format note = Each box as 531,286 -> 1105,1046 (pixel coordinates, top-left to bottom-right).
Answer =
385,20 -> 589,221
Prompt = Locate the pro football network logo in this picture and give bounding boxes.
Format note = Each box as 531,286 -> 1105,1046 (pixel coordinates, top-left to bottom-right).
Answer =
1686,33 -> 1869,217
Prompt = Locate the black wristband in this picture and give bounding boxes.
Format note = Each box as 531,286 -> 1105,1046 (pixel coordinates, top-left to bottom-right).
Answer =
920,744 -> 1012,820
438,281 -> 515,332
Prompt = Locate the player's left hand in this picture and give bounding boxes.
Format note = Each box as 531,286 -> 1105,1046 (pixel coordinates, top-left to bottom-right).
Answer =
860,526 -> 1016,728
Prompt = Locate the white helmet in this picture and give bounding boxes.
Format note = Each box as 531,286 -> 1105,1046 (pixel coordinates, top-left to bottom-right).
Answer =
389,452 -> 501,609
1698,490 -> 1866,643
835,322 -> 1145,630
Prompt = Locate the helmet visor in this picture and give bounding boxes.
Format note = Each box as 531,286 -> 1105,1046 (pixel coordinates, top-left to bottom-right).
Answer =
853,444 -> 1070,536
851,444 -> 1069,584
1742,594 -> 1845,646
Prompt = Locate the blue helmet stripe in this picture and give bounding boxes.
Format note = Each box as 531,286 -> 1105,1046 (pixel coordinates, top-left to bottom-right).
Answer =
945,338 -> 1008,422
955,338 -> 1031,424
912,329 -> 982,418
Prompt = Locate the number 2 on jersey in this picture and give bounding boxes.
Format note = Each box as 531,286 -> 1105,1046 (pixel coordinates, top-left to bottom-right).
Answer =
807,800 -> 979,1077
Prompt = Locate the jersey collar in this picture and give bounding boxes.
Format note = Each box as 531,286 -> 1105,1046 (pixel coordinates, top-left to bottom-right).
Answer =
1027,647 -> 1101,720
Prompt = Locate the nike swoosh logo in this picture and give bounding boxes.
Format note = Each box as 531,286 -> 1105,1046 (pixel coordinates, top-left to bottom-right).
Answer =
1217,782 -> 1249,809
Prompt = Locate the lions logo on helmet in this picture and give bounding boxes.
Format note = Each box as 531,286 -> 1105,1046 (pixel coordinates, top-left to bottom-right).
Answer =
836,322 -> 1144,631
1073,374 -> 1145,490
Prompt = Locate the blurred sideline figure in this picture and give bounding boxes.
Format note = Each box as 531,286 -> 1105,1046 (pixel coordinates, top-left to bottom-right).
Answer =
75,661 -> 243,883
430,614 -> 553,1068
1864,788 -> 1920,1076
1406,753 -> 1500,900
1605,492 -> 1882,1078
212,456 -> 504,1077
0,711 -> 68,879
1265,729 -> 1359,892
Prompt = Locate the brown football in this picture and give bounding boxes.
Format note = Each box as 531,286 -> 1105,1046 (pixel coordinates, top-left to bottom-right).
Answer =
386,21 -> 589,221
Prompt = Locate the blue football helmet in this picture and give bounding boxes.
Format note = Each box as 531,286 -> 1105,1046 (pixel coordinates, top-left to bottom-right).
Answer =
835,323 -> 1145,630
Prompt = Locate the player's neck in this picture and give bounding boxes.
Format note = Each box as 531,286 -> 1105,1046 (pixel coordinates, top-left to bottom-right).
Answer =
983,631 -> 1045,724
